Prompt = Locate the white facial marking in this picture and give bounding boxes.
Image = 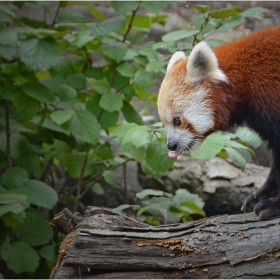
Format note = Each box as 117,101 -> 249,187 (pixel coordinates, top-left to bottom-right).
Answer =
187,41 -> 228,84
167,51 -> 186,72
183,87 -> 214,134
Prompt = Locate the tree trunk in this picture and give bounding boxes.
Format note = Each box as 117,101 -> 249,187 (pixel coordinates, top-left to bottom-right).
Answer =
50,206 -> 280,279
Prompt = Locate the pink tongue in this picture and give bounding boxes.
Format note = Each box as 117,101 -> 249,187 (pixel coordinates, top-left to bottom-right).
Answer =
168,150 -> 183,158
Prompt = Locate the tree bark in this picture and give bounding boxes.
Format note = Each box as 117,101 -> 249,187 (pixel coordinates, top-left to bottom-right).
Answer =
50,206 -> 280,279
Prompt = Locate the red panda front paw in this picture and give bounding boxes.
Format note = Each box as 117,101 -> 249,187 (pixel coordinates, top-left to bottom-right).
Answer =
254,197 -> 280,221
241,194 -> 259,213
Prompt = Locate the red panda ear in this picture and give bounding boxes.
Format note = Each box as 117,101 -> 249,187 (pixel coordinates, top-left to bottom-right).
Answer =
167,51 -> 186,72
187,42 -> 228,84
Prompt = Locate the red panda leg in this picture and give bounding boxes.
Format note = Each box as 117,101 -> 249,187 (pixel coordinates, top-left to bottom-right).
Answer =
254,195 -> 280,220
241,165 -> 278,213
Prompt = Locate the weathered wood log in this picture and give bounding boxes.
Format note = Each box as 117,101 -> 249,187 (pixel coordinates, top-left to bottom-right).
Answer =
50,206 -> 280,279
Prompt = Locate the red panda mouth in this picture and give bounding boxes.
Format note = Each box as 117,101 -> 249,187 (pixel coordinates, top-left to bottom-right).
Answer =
168,150 -> 183,158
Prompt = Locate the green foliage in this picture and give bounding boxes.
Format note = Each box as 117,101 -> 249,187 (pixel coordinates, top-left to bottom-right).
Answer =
0,1 -> 267,278
113,188 -> 205,225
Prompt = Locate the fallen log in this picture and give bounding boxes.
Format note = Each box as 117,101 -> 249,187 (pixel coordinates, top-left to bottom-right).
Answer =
50,206 -> 280,279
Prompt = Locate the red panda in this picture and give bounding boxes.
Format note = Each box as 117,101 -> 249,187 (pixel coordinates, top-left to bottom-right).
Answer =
157,26 -> 280,221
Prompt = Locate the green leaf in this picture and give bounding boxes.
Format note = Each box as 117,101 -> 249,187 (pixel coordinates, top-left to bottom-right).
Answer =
137,205 -> 167,222
180,201 -> 206,216
92,80 -> 110,94
64,154 -> 93,178
173,189 -> 205,210
216,14 -> 244,32
206,39 -> 226,48
117,62 -> 137,78
66,73 -> 86,90
96,142 -> 114,160
50,109 -> 75,125
126,14 -> 151,29
101,42 -> 128,63
235,127 -> 262,149
136,189 -> 172,199
99,93 -> 123,112
56,84 -> 77,101
91,16 -> 126,36
242,7 -> 268,19
142,2 -> 168,15
190,133 -> 224,161
103,170 -> 117,186
22,82 -> 55,104
2,167 -> 28,189
0,44 -> 16,60
146,140 -> 176,172
1,241 -> 40,273
162,29 -> 199,42
0,193 -> 26,205
69,110 -> 101,145
0,25 -> 17,46
15,93 -> 39,121
130,126 -> 150,148
18,37 -> 62,71
193,14 -> 206,30
14,210 -> 51,246
122,101 -> 143,125
39,245 -> 57,264
0,203 -> 24,217
190,4 -> 210,13
20,180 -> 58,209
58,10 -> 90,23
209,6 -> 243,19
146,61 -> 165,73
91,183 -> 105,196
111,204 -> 133,213
134,68 -> 155,89
111,1 -> 139,15
87,4 -> 106,21
225,146 -> 247,170
15,153 -> 43,177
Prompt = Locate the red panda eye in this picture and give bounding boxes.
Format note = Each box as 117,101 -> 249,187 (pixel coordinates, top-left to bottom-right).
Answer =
173,117 -> 181,126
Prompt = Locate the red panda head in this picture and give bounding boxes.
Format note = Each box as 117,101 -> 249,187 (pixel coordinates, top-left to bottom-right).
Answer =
158,42 -> 228,158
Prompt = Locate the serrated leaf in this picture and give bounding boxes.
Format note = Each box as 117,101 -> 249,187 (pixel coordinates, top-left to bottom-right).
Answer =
1,241 -> 39,273
18,37 -> 62,71
64,154 -> 93,178
22,82 -> 55,104
101,42 -> 128,63
216,14 -> 244,32
103,170 -> 117,186
92,80 -> 110,94
146,61 -> 165,73
225,146 -> 247,170
146,140 -> 176,172
0,25 -> 17,46
209,6 -> 243,19
122,101 -> 143,125
14,211 -> 51,246
69,110 -> 101,145
142,2 -> 168,15
117,62 -> 137,78
99,93 -> 123,112
56,84 -> 77,101
162,29 -> 199,42
50,109 -> 75,125
2,167 -> 28,189
190,133 -> 224,161
58,10 -> 90,23
130,127 -> 150,148
134,68 -> 155,89
66,73 -> 86,90
91,16 -> 126,36
0,202 -> 24,217
111,1 -> 139,15
20,180 -> 58,209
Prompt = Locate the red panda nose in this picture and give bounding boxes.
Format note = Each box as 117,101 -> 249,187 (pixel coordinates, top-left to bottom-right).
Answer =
167,142 -> 178,151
